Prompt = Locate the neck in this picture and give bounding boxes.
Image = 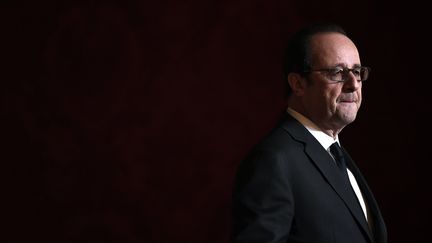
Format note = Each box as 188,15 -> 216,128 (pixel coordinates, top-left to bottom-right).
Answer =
287,100 -> 342,139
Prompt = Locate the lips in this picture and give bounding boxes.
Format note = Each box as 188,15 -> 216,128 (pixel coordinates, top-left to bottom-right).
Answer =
338,95 -> 357,103
339,99 -> 356,102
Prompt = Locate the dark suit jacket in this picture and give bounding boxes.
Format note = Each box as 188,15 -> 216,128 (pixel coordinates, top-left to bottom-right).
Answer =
231,113 -> 387,243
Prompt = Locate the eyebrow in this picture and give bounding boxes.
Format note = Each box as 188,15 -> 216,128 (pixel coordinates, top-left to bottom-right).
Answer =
331,63 -> 362,68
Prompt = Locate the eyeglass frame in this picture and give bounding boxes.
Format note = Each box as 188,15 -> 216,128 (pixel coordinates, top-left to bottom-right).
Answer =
302,66 -> 371,82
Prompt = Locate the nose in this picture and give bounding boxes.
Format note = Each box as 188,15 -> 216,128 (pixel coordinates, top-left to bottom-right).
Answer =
343,71 -> 361,91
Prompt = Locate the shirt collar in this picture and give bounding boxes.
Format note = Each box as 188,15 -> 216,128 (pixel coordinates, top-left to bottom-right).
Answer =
287,107 -> 339,150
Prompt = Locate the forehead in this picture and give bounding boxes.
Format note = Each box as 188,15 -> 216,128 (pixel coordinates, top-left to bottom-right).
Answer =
309,32 -> 360,67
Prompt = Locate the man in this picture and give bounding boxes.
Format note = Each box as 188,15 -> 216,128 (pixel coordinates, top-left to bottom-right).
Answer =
231,23 -> 387,243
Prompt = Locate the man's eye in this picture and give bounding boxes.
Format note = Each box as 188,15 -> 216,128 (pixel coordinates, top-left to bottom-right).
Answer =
330,68 -> 344,75
352,68 -> 361,75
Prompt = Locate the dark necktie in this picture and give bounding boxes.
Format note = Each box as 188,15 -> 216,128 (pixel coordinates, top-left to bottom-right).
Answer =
330,142 -> 372,229
329,142 -> 348,173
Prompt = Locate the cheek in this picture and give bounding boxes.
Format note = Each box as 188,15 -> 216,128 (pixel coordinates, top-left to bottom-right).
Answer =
327,89 -> 341,104
326,90 -> 343,113
356,90 -> 362,107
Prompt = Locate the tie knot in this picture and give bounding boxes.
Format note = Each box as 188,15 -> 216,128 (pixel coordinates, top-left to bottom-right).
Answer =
330,142 -> 346,171
330,142 -> 343,159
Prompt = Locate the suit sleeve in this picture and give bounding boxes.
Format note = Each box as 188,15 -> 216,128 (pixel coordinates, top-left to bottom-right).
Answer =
231,149 -> 294,243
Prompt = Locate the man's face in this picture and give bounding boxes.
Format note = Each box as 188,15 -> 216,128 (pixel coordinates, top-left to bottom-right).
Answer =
301,32 -> 363,131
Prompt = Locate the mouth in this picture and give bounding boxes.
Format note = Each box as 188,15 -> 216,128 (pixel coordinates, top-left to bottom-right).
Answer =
339,99 -> 356,103
338,95 -> 357,103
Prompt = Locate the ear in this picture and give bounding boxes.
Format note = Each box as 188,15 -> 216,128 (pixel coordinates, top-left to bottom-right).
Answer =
287,73 -> 306,96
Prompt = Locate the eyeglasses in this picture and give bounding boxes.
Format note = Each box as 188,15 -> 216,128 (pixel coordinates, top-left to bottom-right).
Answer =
304,66 -> 371,82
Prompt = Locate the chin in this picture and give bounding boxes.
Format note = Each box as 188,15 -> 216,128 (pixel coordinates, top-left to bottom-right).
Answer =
343,114 -> 357,124
336,110 -> 358,125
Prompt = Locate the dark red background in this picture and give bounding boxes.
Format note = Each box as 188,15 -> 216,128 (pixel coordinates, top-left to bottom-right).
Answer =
2,1 -> 430,242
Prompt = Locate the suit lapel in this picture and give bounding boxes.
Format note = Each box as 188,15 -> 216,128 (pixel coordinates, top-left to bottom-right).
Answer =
304,140 -> 372,242
280,115 -> 372,242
